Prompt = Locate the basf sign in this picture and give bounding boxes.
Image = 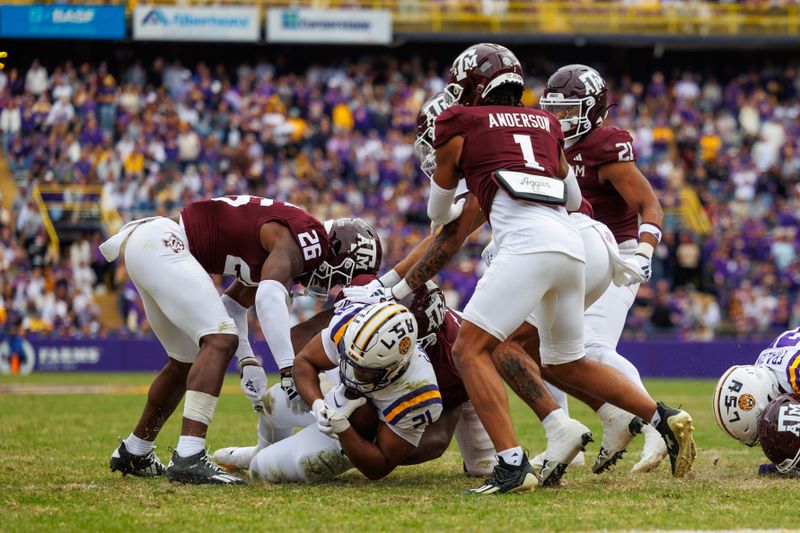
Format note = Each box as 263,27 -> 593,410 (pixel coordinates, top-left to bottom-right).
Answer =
133,7 -> 259,42
267,9 -> 392,44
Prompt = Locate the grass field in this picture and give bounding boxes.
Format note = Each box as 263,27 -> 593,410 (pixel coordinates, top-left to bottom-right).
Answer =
1,373 -> 797,532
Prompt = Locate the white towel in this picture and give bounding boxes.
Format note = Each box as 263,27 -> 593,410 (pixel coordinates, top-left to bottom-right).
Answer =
98,217 -> 160,262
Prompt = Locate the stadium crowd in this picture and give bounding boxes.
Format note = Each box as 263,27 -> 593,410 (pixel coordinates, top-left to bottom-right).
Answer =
0,52 -> 798,341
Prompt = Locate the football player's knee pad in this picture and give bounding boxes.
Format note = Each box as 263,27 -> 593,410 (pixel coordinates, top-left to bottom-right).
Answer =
544,381 -> 569,414
249,443 -> 303,483
454,401 -> 497,477
584,345 -> 646,392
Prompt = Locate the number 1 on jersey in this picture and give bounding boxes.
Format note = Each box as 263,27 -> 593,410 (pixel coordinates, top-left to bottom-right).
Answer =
513,134 -> 545,172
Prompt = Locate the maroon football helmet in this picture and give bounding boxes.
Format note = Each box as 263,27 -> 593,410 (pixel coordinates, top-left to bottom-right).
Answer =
415,92 -> 449,178
758,393 -> 800,474
444,43 -> 524,108
540,64 -> 608,140
305,218 -> 382,298
398,281 -> 446,350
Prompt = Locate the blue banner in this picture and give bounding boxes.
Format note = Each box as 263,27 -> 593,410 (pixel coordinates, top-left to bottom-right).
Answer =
0,335 -> 766,377
0,5 -> 126,40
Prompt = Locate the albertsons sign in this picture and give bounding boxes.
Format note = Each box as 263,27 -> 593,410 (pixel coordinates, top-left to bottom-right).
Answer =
133,7 -> 259,42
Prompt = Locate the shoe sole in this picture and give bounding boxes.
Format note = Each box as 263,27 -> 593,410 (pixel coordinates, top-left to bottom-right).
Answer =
631,451 -> 667,473
592,449 -> 625,475
504,472 -> 539,494
541,432 -> 593,487
666,411 -> 697,478
167,471 -> 245,485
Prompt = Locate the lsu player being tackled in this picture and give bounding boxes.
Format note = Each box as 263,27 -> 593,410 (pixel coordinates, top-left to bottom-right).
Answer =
714,327 -> 800,477
212,280 -> 499,481
228,301 -> 443,482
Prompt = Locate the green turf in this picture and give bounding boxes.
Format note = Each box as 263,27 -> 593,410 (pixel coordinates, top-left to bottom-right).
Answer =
1,373 -> 797,532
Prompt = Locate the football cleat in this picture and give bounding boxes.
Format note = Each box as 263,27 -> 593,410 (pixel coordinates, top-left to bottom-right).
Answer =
592,405 -> 644,474
654,402 -> 697,478
757,463 -> 800,478
465,454 -> 539,495
166,450 -> 245,485
540,419 -> 593,487
110,440 -> 166,478
531,451 -> 584,469
211,445 -> 259,472
631,424 -> 668,473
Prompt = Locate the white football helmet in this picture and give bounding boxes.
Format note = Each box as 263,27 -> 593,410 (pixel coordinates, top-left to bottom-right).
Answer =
338,302 -> 418,393
713,365 -> 782,446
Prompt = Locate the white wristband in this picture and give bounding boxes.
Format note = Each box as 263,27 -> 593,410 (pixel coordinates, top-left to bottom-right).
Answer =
379,269 -> 401,288
638,222 -> 663,244
391,279 -> 413,300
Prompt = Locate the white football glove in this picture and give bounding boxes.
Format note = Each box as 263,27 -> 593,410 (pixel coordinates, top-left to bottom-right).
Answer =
311,399 -> 334,437
326,384 -> 368,435
624,254 -> 652,286
341,284 -> 395,305
280,370 -> 308,415
240,364 -> 268,413
431,197 -> 466,233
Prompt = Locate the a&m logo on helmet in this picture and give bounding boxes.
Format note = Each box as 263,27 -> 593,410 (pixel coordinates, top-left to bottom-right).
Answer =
778,404 -> 800,437
739,394 -> 756,411
353,233 -> 379,272
452,48 -> 478,82
578,69 -> 605,95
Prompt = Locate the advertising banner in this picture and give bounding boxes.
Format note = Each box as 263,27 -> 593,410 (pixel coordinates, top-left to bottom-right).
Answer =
0,336 -> 764,377
133,6 -> 260,42
0,5 -> 125,40
266,9 -> 392,44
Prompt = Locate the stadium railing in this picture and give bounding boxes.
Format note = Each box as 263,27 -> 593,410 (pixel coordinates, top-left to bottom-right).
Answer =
32,184 -> 123,257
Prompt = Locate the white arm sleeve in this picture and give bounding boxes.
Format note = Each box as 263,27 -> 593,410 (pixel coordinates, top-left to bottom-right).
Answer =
255,280 -> 294,371
427,180 -> 458,226
221,294 -> 256,364
563,166 -> 582,212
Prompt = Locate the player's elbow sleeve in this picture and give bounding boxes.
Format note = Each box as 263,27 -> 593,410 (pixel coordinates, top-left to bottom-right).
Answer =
255,280 -> 294,370
427,180 -> 457,224
564,166 -> 582,212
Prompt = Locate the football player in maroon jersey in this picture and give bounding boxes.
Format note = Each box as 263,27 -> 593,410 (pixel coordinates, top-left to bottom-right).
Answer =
541,64 -> 669,472
346,44 -> 696,493
103,197 -> 379,484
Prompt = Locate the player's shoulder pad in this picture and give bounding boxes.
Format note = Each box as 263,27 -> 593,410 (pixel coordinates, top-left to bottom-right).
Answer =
433,105 -> 466,149
584,126 -> 636,165
328,300 -> 370,345
382,382 -> 443,428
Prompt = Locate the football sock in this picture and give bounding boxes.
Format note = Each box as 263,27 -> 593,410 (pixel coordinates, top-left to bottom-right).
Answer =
650,410 -> 661,427
542,408 -> 568,435
176,435 -> 206,458
124,433 -> 154,456
497,446 -> 524,466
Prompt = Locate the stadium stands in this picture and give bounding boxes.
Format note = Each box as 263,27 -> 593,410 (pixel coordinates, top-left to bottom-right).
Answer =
1,49 -> 798,341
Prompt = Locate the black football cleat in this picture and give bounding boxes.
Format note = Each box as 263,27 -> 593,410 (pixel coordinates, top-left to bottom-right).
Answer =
654,402 -> 697,478
110,439 -> 166,478
757,463 -> 800,478
166,449 -> 245,485
465,454 -> 539,495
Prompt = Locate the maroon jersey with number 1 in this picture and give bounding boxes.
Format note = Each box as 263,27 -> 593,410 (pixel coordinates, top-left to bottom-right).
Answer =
181,195 -> 329,287
566,126 -> 639,242
434,105 -> 565,218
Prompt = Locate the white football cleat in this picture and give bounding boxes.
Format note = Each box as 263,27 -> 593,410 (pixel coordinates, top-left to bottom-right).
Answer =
592,403 -> 644,474
631,423 -> 668,473
540,418 -> 593,487
531,450 -> 584,469
211,445 -> 259,472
